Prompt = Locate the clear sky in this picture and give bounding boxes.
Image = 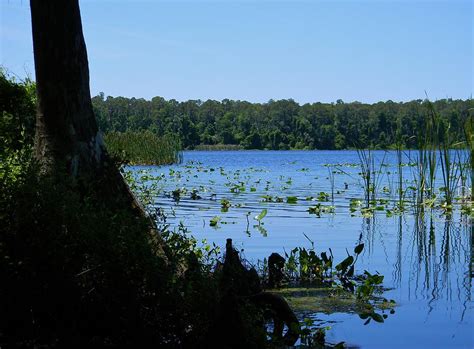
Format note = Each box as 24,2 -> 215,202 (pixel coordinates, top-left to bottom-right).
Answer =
1,0 -> 472,103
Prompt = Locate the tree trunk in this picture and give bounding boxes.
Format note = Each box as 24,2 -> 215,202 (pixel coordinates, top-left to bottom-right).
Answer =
30,0 -> 104,176
29,0 -> 168,260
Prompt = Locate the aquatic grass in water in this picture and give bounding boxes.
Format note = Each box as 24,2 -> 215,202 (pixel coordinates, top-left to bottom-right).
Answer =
425,101 -> 462,208
105,130 -> 182,165
464,111 -> 474,201
328,167 -> 335,205
128,150 -> 472,348
410,106 -> 437,212
404,101 -> 472,211
356,149 -> 386,208
394,128 -> 407,211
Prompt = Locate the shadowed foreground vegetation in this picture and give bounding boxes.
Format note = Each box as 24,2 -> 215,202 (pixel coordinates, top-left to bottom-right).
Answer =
0,71 -> 262,348
1,70 -> 399,348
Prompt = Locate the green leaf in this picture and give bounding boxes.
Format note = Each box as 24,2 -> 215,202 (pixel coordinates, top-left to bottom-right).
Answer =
209,216 -> 221,227
371,313 -> 385,323
347,265 -> 354,277
256,224 -> 268,237
335,255 -> 354,272
354,243 -> 364,254
254,209 -> 267,221
372,275 -> 384,284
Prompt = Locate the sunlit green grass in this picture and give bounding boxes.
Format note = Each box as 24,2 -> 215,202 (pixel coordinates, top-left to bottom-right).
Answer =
105,131 -> 182,165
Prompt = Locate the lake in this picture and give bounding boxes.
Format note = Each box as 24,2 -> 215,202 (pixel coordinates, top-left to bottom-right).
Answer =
129,150 -> 473,349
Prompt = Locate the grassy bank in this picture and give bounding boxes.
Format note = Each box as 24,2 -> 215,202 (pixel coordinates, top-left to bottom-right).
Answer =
104,131 -> 182,165
193,144 -> 244,151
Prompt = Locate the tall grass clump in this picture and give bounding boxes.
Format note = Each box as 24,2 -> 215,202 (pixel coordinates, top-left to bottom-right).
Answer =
394,128 -> 406,210
411,111 -> 437,212
356,149 -> 386,208
105,131 -> 182,165
425,102 -> 462,208
328,167 -> 335,205
464,112 -> 474,202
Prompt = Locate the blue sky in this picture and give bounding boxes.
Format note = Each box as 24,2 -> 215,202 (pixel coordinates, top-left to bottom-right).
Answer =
1,0 -> 472,103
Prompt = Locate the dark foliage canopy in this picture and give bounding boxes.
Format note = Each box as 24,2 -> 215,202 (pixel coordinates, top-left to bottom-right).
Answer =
92,94 -> 472,150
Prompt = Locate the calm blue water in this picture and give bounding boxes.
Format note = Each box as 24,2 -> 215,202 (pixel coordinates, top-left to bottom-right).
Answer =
130,150 -> 473,349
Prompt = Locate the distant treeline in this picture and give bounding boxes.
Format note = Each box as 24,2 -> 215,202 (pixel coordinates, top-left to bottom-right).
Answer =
92,94 -> 472,150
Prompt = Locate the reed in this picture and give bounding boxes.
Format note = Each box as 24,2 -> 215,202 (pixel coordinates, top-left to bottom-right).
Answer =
411,110 -> 437,212
425,102 -> 460,208
395,129 -> 405,210
328,167 -> 335,205
464,112 -> 474,201
356,148 -> 386,208
456,148 -> 469,202
104,131 -> 182,165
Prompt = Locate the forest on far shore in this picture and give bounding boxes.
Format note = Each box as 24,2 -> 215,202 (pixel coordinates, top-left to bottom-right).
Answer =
92,94 -> 472,150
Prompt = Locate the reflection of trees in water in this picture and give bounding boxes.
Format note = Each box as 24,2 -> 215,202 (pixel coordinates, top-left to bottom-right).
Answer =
358,212 -> 471,322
